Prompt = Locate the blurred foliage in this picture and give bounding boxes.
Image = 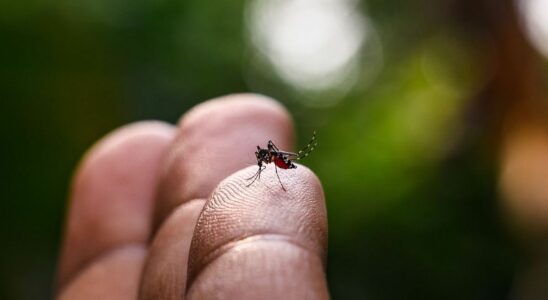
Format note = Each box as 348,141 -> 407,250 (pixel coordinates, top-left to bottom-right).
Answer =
1,0 -> 519,299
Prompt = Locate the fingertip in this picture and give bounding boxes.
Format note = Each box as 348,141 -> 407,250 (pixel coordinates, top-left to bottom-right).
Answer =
59,121 -> 176,289
187,164 -> 327,291
177,93 -> 295,153
76,121 -> 176,174
178,93 -> 292,136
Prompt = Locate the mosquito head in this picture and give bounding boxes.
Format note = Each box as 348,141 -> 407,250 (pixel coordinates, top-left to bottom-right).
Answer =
255,147 -> 271,164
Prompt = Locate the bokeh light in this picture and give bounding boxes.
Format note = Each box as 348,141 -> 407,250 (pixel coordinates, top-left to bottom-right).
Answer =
517,0 -> 548,58
246,0 -> 378,105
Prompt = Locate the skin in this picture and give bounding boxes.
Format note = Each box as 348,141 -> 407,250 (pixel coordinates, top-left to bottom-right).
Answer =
56,93 -> 329,299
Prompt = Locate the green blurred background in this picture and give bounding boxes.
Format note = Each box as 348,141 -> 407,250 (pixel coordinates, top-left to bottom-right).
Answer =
5,0 -> 548,298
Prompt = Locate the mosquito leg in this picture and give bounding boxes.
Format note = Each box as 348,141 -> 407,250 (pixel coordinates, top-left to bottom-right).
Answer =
246,171 -> 260,187
268,140 -> 280,152
246,163 -> 265,180
297,131 -> 317,159
246,167 -> 260,180
274,164 -> 286,191
257,165 -> 265,180
246,165 -> 266,187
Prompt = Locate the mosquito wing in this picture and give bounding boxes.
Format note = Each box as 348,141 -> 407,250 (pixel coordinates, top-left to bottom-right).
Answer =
276,150 -> 299,158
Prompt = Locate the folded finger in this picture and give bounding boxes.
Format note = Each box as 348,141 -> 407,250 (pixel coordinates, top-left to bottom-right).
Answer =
153,93 -> 295,226
57,122 -> 175,291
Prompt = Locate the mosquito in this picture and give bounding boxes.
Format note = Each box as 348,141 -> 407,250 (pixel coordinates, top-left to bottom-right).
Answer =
246,131 -> 317,190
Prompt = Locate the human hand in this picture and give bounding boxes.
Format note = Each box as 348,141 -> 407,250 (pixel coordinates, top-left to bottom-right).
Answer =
56,94 -> 329,299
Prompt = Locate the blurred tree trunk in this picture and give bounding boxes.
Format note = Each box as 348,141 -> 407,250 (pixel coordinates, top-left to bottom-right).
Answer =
458,0 -> 548,298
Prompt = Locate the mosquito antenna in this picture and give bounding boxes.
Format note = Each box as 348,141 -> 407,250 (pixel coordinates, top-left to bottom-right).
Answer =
296,131 -> 317,160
